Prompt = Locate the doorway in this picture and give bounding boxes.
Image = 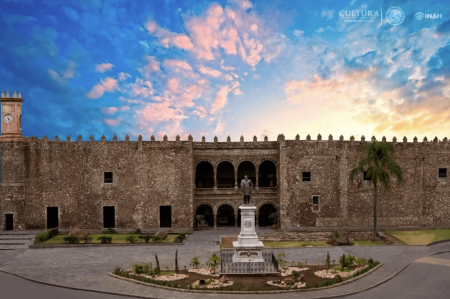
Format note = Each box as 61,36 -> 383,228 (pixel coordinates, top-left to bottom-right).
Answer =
103,206 -> 115,228
5,214 -> 13,230
46,207 -> 59,229
160,206 -> 172,228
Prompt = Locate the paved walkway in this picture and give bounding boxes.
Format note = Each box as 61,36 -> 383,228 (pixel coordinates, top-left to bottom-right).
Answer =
0,229 -> 449,298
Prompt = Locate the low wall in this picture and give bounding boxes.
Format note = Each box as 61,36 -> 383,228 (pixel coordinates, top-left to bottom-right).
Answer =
258,231 -> 375,242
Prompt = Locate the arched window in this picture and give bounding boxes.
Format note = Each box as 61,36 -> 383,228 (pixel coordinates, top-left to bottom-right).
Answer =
195,161 -> 214,188
217,161 -> 234,188
258,160 -> 277,187
237,161 -> 256,187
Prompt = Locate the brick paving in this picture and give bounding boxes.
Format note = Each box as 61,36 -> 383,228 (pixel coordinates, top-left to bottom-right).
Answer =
0,229 -> 449,299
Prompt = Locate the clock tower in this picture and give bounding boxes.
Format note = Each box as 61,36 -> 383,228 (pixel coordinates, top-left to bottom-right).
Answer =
0,90 -> 24,141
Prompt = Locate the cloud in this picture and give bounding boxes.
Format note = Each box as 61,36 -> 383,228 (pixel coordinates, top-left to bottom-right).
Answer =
118,72 -> 131,81
144,19 -> 193,50
138,55 -> 161,79
163,59 -> 192,71
198,66 -> 222,77
293,30 -> 304,37
214,119 -> 225,134
101,107 -> 119,115
210,85 -> 230,114
130,78 -> 154,97
95,63 -> 114,73
48,61 -> 76,86
193,105 -> 208,118
321,9 -> 334,20
85,77 -> 119,99
137,102 -> 187,123
104,117 -> 121,126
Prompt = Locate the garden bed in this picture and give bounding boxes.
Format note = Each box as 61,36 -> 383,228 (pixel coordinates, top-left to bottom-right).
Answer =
221,236 -> 329,249
111,259 -> 380,292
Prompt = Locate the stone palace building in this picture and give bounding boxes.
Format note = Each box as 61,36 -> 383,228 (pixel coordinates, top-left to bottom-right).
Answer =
1,91 -> 450,231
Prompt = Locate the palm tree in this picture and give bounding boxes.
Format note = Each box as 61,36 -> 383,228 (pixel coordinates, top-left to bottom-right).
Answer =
349,140 -> 403,237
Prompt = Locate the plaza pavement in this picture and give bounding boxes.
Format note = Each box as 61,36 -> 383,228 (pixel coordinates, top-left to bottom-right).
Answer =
0,229 -> 449,298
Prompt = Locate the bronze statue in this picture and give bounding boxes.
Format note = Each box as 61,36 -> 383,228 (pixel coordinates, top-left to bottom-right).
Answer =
240,175 -> 253,205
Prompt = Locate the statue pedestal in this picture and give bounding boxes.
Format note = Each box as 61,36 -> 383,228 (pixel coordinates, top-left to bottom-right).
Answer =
232,205 -> 264,263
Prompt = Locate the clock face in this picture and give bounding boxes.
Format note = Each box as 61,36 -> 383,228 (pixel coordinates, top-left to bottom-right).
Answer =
3,114 -> 13,123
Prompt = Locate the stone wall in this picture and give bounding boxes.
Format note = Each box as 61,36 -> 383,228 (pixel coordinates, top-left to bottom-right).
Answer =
0,137 -> 194,230
258,231 -> 375,242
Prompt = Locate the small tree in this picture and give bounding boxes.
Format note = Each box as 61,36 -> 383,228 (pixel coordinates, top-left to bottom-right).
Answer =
277,253 -> 286,267
206,253 -> 221,274
155,253 -> 160,274
175,250 -> 179,274
341,253 -> 346,271
190,257 -> 200,269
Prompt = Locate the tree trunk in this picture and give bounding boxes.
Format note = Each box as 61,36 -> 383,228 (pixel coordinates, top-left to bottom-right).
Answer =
175,249 -> 179,274
373,183 -> 378,238
155,253 -> 160,274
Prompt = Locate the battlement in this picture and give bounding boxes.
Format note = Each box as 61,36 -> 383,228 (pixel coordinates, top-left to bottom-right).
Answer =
1,90 -> 22,99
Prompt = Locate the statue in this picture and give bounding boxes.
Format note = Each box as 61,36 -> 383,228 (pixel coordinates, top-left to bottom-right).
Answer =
240,175 -> 253,205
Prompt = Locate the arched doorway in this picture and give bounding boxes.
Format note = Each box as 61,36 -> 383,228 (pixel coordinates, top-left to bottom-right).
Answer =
259,204 -> 277,227
195,204 -> 214,227
195,161 -> 214,188
217,161 -> 234,188
216,204 -> 235,227
237,161 -> 256,187
258,161 -> 277,187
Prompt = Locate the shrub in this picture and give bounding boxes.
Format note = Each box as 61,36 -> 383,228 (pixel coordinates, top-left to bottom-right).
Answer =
133,264 -> 143,274
138,235 -> 152,243
152,236 -> 161,242
335,274 -> 343,282
97,236 -> 112,244
155,231 -> 168,241
102,228 -> 118,234
277,253 -> 286,267
206,253 -> 221,274
368,258 -> 374,265
305,282 -> 311,289
190,257 -> 200,269
355,258 -> 367,266
130,228 -> 141,235
126,235 -> 138,243
334,231 -> 340,238
113,267 -> 121,275
297,261 -> 304,267
174,232 -> 186,243
63,235 -> 79,244
35,228 -> 59,244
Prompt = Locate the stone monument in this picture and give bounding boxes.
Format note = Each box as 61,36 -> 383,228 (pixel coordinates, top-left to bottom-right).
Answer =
232,175 -> 264,263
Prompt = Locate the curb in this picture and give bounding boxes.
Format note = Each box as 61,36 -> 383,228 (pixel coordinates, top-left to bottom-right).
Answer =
1,250 -> 450,299
29,236 -> 187,249
426,239 -> 450,246
108,263 -> 382,295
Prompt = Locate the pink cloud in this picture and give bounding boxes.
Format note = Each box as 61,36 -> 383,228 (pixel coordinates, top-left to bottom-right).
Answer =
138,55 -> 160,79
166,78 -> 180,93
214,119 -> 225,134
210,85 -> 230,114
104,117 -> 121,126
118,72 -> 131,81
130,78 -> 154,97
101,107 -> 119,115
163,59 -> 192,71
95,63 -> 114,73
85,77 -> 118,99
137,102 -> 187,123
48,60 -> 76,86
198,66 -> 222,77
144,19 -> 194,50
193,105 -> 208,118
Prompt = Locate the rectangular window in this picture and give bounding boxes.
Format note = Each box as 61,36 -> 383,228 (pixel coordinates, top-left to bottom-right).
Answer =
312,196 -> 319,205
439,168 -> 447,178
104,172 -> 113,183
302,172 -> 311,182
363,171 -> 371,181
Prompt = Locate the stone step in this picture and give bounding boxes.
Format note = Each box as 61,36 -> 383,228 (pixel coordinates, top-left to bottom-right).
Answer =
0,242 -> 26,245
0,238 -> 33,240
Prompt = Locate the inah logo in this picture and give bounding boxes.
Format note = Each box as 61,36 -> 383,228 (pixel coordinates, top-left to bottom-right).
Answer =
415,12 -> 424,20
386,6 -> 405,25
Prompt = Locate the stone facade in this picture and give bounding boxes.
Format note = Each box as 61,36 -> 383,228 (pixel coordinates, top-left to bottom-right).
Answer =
1,94 -> 450,231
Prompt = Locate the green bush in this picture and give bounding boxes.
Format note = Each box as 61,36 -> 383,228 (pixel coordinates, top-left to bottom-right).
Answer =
35,228 -> 59,244
334,231 -> 340,238
174,232 -> 186,243
63,235 -> 79,244
155,231 -> 168,241
101,228 -> 118,234
138,235 -> 152,243
97,236 -> 112,244
133,264 -> 143,274
130,228 -> 141,235
113,267 -> 121,275
126,235 -> 138,243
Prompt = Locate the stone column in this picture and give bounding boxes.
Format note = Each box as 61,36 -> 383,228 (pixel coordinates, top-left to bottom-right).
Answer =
234,170 -> 238,189
234,213 -> 238,228
213,166 -> 217,190
256,164 -> 259,191
214,213 -> 217,229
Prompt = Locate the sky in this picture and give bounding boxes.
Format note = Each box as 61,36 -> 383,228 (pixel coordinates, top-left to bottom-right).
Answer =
1,0 -> 450,141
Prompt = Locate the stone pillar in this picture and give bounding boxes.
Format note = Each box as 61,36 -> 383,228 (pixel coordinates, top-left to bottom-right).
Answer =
256,164 -> 259,190
234,170 -> 238,189
234,214 -> 238,228
213,166 -> 217,190
214,213 -> 217,229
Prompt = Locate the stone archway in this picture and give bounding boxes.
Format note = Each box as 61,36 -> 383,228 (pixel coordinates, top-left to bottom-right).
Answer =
217,161 -> 235,188
195,161 -> 214,188
237,161 -> 256,187
258,203 -> 277,227
216,204 -> 236,227
258,160 -> 277,187
195,204 -> 214,227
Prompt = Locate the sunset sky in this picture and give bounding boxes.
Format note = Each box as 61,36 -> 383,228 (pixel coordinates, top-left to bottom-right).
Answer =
1,0 -> 450,141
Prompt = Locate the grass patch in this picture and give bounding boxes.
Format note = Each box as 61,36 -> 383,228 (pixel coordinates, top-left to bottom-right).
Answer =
386,229 -> 450,245
262,241 -> 329,247
43,234 -> 177,244
353,241 -> 385,246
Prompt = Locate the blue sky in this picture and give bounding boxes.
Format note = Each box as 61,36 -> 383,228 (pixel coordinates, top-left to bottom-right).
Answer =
1,0 -> 450,141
